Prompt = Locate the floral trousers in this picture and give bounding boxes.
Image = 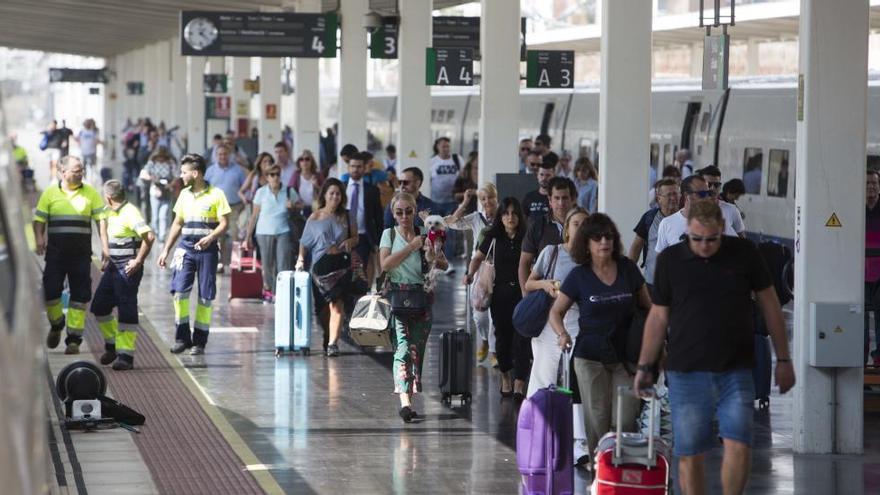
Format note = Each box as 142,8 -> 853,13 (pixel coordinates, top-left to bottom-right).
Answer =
392,310 -> 432,394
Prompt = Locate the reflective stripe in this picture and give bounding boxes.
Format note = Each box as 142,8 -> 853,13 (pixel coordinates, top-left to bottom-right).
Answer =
47,226 -> 91,235
184,216 -> 219,223
95,313 -> 115,323
118,322 -> 139,332
109,248 -> 136,256
197,298 -> 212,307
193,321 -> 210,332
48,214 -> 90,222
173,291 -> 191,301
34,210 -> 48,220
69,301 -> 88,310
91,206 -> 106,215
182,227 -> 212,237
133,221 -> 149,231
110,236 -> 139,244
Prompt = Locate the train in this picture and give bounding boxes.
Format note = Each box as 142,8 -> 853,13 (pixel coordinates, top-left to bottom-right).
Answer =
327,73 -> 880,248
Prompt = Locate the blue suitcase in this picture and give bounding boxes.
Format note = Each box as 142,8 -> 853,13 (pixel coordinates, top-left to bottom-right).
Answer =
275,270 -> 313,356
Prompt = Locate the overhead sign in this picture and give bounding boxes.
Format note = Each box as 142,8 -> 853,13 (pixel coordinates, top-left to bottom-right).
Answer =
126,82 -> 144,95
370,17 -> 399,59
243,78 -> 260,92
526,50 -> 574,89
89,87 -> 100,95
204,74 -> 227,93
49,68 -> 109,84
425,48 -> 474,86
432,16 -> 527,60
206,96 -> 231,119
180,11 -> 338,58
702,33 -> 729,91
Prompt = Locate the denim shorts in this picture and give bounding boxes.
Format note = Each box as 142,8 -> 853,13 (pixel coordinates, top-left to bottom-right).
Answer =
666,368 -> 755,456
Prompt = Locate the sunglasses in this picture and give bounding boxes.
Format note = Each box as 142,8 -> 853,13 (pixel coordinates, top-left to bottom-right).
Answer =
399,180 -> 413,186
394,208 -> 414,216
267,172 -> 280,177
692,190 -> 717,199
589,232 -> 614,241
688,234 -> 721,243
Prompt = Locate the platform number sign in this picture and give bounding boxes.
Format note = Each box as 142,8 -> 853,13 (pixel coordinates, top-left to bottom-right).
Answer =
370,17 -> 399,59
426,48 -> 474,86
526,50 -> 574,89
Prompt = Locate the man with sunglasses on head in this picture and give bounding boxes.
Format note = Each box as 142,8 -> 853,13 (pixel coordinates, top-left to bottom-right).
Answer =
629,178 -> 680,290
699,165 -> 746,238
518,138 -> 533,173
383,167 -> 437,229
654,175 -> 738,255
635,200 -> 795,495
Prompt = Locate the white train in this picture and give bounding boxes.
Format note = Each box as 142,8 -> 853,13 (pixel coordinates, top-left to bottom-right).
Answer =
330,74 -> 880,248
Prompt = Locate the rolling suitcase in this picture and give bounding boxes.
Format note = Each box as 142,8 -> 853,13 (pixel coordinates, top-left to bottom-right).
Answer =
593,387 -> 671,495
753,333 -> 772,409
517,351 -> 574,495
274,270 -> 312,356
229,242 -> 263,300
438,329 -> 473,406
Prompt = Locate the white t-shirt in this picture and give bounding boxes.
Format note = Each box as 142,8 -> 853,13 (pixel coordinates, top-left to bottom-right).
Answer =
298,177 -> 315,207
720,201 -> 746,233
446,210 -> 491,254
430,154 -> 460,203
654,209 -> 738,253
78,129 -> 98,156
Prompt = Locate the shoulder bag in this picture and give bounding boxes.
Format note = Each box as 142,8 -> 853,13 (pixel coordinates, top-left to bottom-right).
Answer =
512,245 -> 560,338
470,238 -> 496,311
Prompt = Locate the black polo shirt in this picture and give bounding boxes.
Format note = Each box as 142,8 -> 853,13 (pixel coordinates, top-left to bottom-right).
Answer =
652,236 -> 772,372
522,214 -> 563,256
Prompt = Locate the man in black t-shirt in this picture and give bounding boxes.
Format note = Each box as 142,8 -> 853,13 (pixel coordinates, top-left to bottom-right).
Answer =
519,176 -> 575,295
634,201 -> 795,495
522,151 -> 560,219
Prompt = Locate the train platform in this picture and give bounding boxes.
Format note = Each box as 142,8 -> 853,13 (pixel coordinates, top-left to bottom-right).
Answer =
44,252 -> 880,495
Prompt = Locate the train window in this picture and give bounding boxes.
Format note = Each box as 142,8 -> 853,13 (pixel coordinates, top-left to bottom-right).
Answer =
742,147 -> 764,194
868,155 -> 880,171
650,143 -> 660,171
0,197 -> 15,329
700,111 -> 711,132
767,149 -> 790,198
663,144 -> 673,168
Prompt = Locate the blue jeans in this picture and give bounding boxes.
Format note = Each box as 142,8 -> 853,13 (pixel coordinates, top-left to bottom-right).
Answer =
150,196 -> 170,242
666,368 -> 755,456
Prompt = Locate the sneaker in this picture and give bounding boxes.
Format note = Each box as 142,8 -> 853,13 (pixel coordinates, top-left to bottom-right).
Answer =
100,349 -> 118,365
189,345 -> 205,355
111,357 -> 134,371
64,342 -> 80,355
170,340 -> 192,354
476,340 -> 489,362
46,330 -> 63,349
574,440 -> 590,468
326,344 -> 339,357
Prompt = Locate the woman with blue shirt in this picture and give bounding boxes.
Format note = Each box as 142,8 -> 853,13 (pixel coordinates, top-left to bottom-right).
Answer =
574,157 -> 598,214
242,164 -> 298,302
548,213 -> 652,459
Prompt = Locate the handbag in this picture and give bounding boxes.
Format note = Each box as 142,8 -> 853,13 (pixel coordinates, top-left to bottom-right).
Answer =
388,286 -> 427,316
286,187 -> 307,242
470,238 -> 496,311
349,294 -> 394,348
512,245 -> 560,338
311,251 -> 352,296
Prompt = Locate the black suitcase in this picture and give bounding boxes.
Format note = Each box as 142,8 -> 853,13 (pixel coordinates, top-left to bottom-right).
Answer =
753,334 -> 772,409
439,329 -> 473,406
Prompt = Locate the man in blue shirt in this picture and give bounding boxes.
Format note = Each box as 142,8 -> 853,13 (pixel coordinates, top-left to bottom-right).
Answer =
205,144 -> 247,272
384,167 -> 437,229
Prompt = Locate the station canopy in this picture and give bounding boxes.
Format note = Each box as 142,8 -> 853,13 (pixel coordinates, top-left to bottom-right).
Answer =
0,0 -> 467,58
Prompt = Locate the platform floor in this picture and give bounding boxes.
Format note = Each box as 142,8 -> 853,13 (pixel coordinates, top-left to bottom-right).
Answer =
50,250 -> 880,495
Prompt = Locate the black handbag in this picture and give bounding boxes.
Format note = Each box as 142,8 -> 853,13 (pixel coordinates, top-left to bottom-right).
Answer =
388,287 -> 428,316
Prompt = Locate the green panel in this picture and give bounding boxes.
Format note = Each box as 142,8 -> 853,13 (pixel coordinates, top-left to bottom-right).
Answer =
324,13 -> 338,58
369,26 -> 384,58
526,50 -> 538,88
425,48 -> 437,86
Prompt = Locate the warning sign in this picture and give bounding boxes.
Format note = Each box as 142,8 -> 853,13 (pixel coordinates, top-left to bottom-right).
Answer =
825,213 -> 842,228
408,150 -> 418,158
834,326 -> 844,333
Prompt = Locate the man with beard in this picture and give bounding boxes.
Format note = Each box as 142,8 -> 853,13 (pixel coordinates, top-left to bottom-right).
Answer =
522,153 -> 559,220
157,154 -> 230,355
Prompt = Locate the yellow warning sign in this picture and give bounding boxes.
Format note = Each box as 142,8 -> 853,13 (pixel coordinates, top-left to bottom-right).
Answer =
825,213 -> 842,228
834,326 -> 844,333
408,150 -> 418,158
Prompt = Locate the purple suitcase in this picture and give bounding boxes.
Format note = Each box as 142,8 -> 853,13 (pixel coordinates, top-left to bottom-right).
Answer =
516,352 -> 574,495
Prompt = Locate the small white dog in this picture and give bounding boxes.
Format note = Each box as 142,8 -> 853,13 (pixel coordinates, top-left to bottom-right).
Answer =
422,214 -> 447,292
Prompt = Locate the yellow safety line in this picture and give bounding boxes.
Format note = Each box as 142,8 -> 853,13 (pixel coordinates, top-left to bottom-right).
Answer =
87,259 -> 284,495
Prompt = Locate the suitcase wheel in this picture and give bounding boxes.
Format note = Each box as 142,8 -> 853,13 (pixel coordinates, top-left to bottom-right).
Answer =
301,348 -> 311,356
275,347 -> 284,358
461,393 -> 472,406
757,398 -> 770,409
441,393 -> 451,406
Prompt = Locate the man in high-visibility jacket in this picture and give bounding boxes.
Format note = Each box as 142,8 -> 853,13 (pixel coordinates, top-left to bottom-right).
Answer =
157,153 -> 230,355
33,155 -> 108,353
90,180 -> 154,370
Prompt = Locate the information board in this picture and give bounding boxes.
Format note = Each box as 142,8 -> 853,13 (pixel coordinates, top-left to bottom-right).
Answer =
703,34 -> 729,91
180,11 -> 338,58
369,17 -> 399,59
526,50 -> 574,89
206,96 -> 231,119
425,48 -> 474,86
432,16 -> 526,60
204,74 -> 228,93
49,68 -> 108,84
127,82 -> 144,95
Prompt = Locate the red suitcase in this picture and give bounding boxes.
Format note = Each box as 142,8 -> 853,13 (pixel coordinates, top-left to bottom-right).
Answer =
593,388 -> 670,495
229,242 -> 263,300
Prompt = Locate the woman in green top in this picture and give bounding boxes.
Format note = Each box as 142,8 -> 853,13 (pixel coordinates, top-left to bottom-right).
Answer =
379,192 -> 448,422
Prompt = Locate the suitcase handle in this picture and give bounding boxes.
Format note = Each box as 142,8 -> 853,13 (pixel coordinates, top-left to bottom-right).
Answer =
614,385 -> 657,467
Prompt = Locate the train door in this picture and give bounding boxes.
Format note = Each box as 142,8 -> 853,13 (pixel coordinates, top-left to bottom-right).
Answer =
680,101 -> 702,152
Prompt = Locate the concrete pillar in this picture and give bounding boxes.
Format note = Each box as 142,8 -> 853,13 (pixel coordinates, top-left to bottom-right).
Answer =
187,57 -> 206,154
172,37 -> 189,143
155,40 -> 172,127
129,49 -> 145,120
597,0 -> 652,249
293,0 -> 322,158
259,58 -> 282,154
690,41 -> 703,79
747,37 -> 761,75
115,54 -> 128,131
793,0 -> 868,456
230,57 -> 251,137
103,57 -> 118,163
396,0 -> 432,180
337,0 -> 369,168
478,0 -> 521,188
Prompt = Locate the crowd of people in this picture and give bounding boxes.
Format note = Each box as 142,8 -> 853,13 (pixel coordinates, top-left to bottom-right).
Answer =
34,124 -> 799,494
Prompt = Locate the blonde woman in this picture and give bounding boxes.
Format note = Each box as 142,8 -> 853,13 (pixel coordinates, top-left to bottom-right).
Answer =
445,183 -> 499,364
